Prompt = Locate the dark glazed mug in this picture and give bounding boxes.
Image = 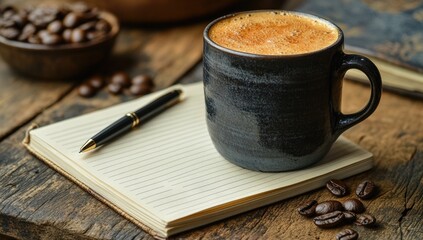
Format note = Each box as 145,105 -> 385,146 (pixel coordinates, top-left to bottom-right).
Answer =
203,10 -> 382,172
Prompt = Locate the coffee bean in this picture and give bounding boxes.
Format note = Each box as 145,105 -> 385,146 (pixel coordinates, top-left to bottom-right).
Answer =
3,10 -> 16,20
313,211 -> 345,228
129,84 -> 151,96
356,180 -> 376,199
18,23 -> 36,41
355,214 -> 376,227
47,20 -> 63,34
28,7 -> 57,28
71,28 -> 86,43
40,33 -> 62,45
79,21 -> 96,31
0,27 -> 19,39
27,35 -> 41,44
88,76 -> 104,89
326,179 -> 348,197
62,28 -> 72,42
37,29 -> 49,39
107,82 -> 123,95
0,19 -> 16,28
95,19 -> 111,32
111,72 -> 131,87
78,84 -> 96,97
336,228 -> 358,240
86,30 -> 106,41
343,198 -> 365,213
315,200 -> 343,215
343,211 -> 356,223
132,74 -> 154,87
297,199 -> 317,217
63,12 -> 80,28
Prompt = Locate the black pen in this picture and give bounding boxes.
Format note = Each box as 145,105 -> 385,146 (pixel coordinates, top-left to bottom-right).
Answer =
79,89 -> 184,153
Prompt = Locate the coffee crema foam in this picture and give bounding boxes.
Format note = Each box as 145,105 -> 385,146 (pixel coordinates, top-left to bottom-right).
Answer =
209,11 -> 339,55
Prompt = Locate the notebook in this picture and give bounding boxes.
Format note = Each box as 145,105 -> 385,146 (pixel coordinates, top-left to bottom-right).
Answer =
23,82 -> 373,238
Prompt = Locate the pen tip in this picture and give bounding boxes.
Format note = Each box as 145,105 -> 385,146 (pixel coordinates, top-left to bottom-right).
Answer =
79,139 -> 97,153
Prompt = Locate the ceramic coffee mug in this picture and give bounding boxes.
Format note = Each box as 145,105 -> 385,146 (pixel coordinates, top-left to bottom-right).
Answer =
202,10 -> 382,172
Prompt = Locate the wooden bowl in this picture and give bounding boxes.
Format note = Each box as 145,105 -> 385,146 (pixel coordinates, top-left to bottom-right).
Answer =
0,11 -> 119,80
83,0 -> 241,23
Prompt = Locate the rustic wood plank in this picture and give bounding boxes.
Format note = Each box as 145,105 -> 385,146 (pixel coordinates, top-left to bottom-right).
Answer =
0,61 -> 73,140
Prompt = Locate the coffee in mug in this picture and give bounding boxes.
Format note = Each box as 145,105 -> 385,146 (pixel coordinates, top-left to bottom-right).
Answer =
203,10 -> 381,172
208,11 -> 339,55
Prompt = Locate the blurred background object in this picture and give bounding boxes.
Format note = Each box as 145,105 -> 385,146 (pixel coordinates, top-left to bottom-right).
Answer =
6,0 -> 287,24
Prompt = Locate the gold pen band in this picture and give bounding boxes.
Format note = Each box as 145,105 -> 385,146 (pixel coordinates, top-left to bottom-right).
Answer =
126,112 -> 140,128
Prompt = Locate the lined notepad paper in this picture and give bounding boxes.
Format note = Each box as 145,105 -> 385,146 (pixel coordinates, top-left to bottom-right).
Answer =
27,82 -> 373,237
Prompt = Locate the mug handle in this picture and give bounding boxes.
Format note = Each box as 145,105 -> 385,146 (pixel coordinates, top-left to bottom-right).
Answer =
333,54 -> 382,135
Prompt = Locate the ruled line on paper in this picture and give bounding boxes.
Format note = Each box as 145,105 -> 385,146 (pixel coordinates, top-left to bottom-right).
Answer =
117,149 -> 217,189
104,144 -> 213,177
117,149 -> 216,186
91,126 -> 208,170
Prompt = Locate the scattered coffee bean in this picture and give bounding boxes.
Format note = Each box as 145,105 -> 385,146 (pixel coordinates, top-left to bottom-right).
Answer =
336,228 -> 358,240
343,198 -> 365,213
111,72 -> 131,87
343,211 -> 356,223
129,84 -> 151,96
313,211 -> 345,228
88,76 -> 104,89
78,84 -> 96,97
355,214 -> 376,227
297,200 -> 317,217
132,74 -> 154,87
315,200 -> 343,215
107,82 -> 123,95
326,179 -> 348,197
356,180 -> 376,199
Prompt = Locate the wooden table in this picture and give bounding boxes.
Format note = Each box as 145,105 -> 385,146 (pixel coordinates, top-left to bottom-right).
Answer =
1,5 -> 422,240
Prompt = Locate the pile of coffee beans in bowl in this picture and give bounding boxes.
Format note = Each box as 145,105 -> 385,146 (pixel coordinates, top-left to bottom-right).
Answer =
0,2 -> 111,45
